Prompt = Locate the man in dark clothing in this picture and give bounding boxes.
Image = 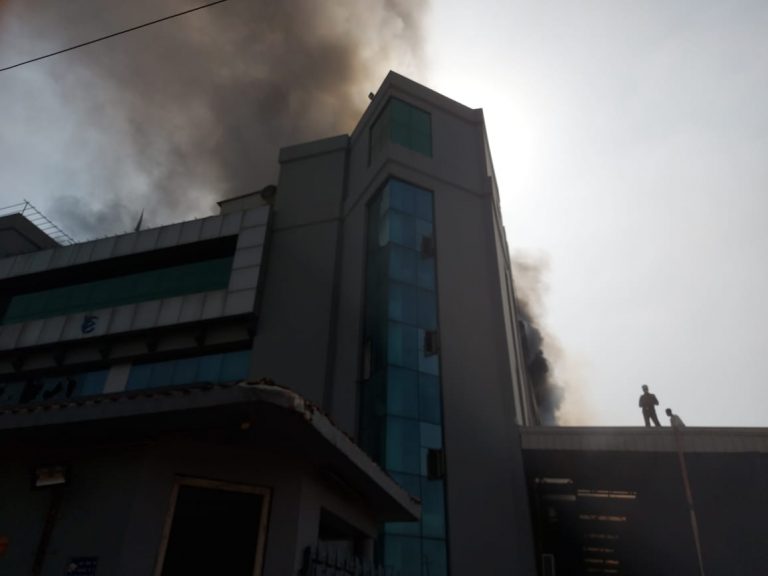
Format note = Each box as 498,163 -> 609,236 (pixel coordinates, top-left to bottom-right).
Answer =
639,385 -> 662,427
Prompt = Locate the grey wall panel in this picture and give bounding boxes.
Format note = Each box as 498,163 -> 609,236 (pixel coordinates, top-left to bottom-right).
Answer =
157,297 -> 183,326
0,323 -> 22,349
179,293 -> 205,324
0,256 -> 15,279
156,222 -> 182,249
221,211 -> 244,236
243,206 -> 270,228
179,219 -> 203,244
26,248 -> 54,274
133,301 -> 162,330
135,228 -> 160,253
233,246 -> 263,269
72,240 -> 95,265
229,266 -> 260,292
38,316 -> 67,345
109,305 -> 136,335
17,319 -> 45,348
202,291 -> 226,319
114,233 -> 138,257
200,214 -> 223,240
50,246 -> 76,269
237,225 -> 267,249
224,289 -> 255,316
91,237 -> 116,261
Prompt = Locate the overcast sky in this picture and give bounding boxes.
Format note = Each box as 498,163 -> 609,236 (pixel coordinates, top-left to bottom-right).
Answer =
2,1 -> 767,427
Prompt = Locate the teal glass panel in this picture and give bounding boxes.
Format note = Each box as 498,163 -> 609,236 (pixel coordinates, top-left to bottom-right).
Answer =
220,350 -> 250,381
389,244 -> 418,286
422,539 -> 448,576
197,353 -> 223,382
417,289 -> 437,330
388,322 -> 419,370
412,129 -> 433,157
79,370 -> 108,396
150,361 -> 175,388
421,479 -> 446,538
2,256 -> 233,324
383,535 -> 421,576
0,381 -> 23,405
387,210 -> 420,250
171,357 -> 198,385
386,367 -> 419,419
418,374 -> 442,424
385,472 -> 422,536
126,364 -> 152,390
417,256 -> 436,291
385,416 -> 421,474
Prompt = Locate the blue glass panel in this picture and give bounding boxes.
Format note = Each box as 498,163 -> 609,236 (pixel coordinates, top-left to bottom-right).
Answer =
383,535 -> 421,576
388,283 -> 418,325
150,361 -> 175,388
385,416 -> 421,474
171,357 -> 199,385
388,322 -> 419,370
219,350 -> 250,381
126,364 -> 152,390
386,367 -> 418,419
0,381 -> 23,405
79,370 -> 108,396
385,472 -> 422,536
421,539 -> 448,576
389,244 -> 418,286
418,374 -> 442,424
197,353 -> 223,382
417,256 -> 436,290
421,479 -> 446,538
417,289 -> 437,330
387,210 -> 420,249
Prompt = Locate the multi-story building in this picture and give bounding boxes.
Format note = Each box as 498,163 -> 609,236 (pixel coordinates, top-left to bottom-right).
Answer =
0,72 -> 539,575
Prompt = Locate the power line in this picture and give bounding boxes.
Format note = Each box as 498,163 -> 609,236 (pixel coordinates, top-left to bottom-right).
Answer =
0,0 -> 231,73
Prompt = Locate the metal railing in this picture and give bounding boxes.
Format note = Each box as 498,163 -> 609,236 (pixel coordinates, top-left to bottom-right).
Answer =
0,200 -> 76,245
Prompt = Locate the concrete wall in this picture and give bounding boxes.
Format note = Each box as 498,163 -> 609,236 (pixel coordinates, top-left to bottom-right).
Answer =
249,137 -> 348,410
330,73 -> 537,575
0,439 -> 379,576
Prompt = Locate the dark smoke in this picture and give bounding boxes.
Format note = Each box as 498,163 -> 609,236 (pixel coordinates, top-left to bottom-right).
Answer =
511,255 -> 565,425
0,0 -> 427,236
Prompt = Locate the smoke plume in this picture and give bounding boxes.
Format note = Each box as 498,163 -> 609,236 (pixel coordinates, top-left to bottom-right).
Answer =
0,0 -> 428,237
511,254 -> 565,425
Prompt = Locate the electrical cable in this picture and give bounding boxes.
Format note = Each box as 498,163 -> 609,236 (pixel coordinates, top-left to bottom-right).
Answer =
0,0 -> 231,73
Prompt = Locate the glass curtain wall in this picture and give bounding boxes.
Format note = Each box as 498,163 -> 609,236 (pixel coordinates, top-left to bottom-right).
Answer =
360,179 -> 448,576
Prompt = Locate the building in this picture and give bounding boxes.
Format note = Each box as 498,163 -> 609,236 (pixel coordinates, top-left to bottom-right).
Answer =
522,426 -> 768,575
0,73 -> 540,575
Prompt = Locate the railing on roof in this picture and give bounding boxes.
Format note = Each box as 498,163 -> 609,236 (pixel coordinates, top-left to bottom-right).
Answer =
0,200 -> 76,245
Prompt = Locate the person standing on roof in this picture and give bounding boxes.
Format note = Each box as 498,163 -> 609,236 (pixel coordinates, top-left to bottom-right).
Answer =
666,408 -> 685,428
639,385 -> 662,427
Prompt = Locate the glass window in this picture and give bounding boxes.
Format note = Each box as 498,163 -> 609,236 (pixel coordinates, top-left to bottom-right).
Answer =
421,538 -> 448,576
126,364 -> 152,391
2,256 -> 234,325
388,322 -> 419,370
197,353 -> 223,383
219,350 -> 250,382
382,535 -> 422,576
385,416 -> 421,474
370,98 -> 432,162
150,361 -> 175,388
418,374 -> 442,424
386,367 -> 419,419
172,357 -> 199,385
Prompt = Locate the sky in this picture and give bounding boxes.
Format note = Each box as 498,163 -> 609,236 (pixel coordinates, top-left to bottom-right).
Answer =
1,1 -> 767,427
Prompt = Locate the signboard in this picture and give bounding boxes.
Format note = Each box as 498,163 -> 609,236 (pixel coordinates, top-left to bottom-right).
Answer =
66,557 -> 98,575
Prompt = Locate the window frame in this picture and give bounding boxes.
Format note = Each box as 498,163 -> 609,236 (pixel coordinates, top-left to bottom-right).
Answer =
153,477 -> 272,576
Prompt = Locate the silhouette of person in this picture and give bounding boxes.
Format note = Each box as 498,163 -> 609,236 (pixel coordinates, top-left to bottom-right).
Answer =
639,385 -> 662,427
666,408 -> 685,428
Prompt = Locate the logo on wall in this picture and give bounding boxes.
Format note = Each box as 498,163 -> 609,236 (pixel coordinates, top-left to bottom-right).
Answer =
81,315 -> 99,334
66,557 -> 98,575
